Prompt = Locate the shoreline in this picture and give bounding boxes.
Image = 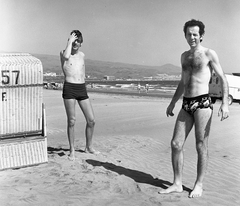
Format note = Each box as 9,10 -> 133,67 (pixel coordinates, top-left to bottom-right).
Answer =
45,87 -> 174,99
87,88 -> 174,99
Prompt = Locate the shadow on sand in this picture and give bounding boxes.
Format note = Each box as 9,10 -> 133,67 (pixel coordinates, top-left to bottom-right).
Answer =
46,148 -> 191,192
47,146 -> 85,157
86,159 -> 191,192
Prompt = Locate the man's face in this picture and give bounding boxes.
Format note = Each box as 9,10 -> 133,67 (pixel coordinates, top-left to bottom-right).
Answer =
185,26 -> 202,47
72,38 -> 82,50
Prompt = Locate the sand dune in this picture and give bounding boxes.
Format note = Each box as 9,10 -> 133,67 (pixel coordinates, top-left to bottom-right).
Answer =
0,89 -> 240,206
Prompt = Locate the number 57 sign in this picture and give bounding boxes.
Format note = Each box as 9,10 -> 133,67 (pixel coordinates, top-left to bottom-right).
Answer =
1,70 -> 20,85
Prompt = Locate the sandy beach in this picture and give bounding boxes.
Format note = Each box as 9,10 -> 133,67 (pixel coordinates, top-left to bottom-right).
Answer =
0,89 -> 240,206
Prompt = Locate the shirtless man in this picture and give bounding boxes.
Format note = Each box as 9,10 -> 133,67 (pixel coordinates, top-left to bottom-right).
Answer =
60,30 -> 98,160
159,19 -> 229,198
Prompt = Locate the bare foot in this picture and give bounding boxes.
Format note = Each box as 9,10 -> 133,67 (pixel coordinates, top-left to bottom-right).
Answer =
68,150 -> 76,161
85,147 -> 100,154
189,184 -> 203,198
159,184 -> 183,194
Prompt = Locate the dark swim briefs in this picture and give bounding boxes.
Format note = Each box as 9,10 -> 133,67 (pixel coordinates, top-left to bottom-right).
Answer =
62,81 -> 89,101
182,94 -> 213,115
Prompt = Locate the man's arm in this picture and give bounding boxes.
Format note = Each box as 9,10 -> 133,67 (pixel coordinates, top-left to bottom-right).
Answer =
166,78 -> 184,117
208,49 -> 229,120
171,77 -> 185,105
62,33 -> 77,60
166,54 -> 186,117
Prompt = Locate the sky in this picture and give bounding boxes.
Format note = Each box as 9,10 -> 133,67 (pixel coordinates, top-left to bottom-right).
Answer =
1,0 -> 240,73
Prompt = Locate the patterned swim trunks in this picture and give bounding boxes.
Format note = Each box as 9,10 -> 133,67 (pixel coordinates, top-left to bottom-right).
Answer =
182,94 -> 213,115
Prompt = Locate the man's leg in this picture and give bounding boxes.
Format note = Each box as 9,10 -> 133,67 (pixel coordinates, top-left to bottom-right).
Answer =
63,99 -> 76,159
78,98 -> 98,154
189,108 -> 213,198
160,109 -> 194,194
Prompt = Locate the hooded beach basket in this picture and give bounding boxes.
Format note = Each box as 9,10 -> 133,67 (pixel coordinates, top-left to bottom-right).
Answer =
0,53 -> 47,170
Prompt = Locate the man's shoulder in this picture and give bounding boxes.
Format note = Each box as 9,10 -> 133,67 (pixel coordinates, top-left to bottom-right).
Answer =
181,50 -> 187,55
205,48 -> 216,54
204,48 -> 218,59
60,50 -> 67,59
181,50 -> 189,58
77,51 -> 85,57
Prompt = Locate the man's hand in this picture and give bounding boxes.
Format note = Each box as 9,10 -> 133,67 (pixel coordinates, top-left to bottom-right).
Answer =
68,33 -> 78,43
166,103 -> 175,117
218,103 -> 229,121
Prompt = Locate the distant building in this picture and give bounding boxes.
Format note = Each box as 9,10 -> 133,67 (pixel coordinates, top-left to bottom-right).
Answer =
43,72 -> 57,77
143,77 -> 153,80
104,75 -> 115,80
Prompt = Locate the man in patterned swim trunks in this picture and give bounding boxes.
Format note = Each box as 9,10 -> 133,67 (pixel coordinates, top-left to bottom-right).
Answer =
159,19 -> 229,198
60,30 -> 99,160
182,94 -> 213,115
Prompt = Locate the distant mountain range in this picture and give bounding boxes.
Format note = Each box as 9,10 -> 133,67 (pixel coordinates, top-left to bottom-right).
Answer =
34,53 -> 181,79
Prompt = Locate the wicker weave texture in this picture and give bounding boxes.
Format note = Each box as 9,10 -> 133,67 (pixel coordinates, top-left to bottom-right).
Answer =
0,53 -> 43,138
0,138 -> 48,170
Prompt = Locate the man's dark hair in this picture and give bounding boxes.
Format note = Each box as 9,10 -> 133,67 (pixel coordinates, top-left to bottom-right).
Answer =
71,30 -> 83,43
183,19 -> 205,41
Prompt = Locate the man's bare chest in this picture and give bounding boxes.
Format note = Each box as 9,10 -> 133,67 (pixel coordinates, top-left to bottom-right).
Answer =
64,56 -> 84,70
182,52 -> 209,72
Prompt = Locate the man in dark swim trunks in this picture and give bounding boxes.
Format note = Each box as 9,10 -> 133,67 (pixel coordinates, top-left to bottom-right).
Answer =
159,19 -> 229,198
60,30 -> 99,160
62,81 -> 89,101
